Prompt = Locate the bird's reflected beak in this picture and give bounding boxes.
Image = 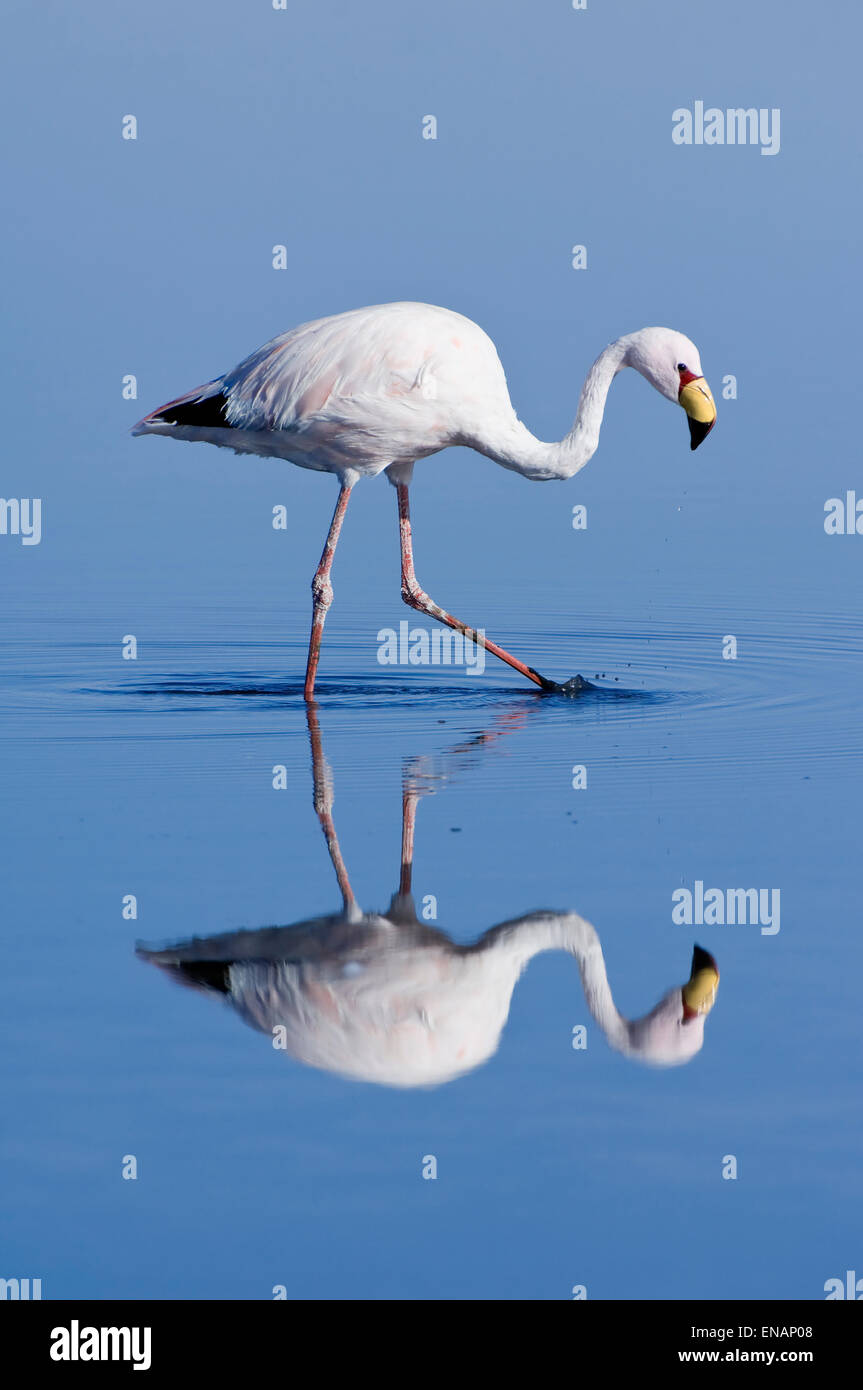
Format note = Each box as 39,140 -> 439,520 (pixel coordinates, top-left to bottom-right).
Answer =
681,944 -> 719,1019
679,372 -> 717,450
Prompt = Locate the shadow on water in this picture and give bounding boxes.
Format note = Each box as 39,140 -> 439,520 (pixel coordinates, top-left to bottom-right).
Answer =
137,705 -> 719,1087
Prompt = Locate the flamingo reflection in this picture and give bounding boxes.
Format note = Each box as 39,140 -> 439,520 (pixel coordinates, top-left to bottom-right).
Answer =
138,709 -> 718,1086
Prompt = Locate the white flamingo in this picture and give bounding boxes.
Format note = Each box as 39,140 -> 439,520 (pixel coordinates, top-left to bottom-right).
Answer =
132,302 -> 717,697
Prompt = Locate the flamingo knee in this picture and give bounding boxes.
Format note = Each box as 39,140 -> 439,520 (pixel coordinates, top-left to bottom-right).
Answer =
312,572 -> 335,612
401,577 -> 429,610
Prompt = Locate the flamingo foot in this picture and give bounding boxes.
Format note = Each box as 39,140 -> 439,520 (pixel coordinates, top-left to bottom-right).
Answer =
530,671 -> 595,695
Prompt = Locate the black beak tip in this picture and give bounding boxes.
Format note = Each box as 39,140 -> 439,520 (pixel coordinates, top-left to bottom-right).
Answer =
688,416 -> 715,451
691,943 -> 718,973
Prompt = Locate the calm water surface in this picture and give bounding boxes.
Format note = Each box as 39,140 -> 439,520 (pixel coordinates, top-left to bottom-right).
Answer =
3,572 -> 861,1300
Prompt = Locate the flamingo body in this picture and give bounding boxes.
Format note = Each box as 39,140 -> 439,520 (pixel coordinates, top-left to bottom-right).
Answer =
133,302 -> 515,481
139,914 -> 719,1088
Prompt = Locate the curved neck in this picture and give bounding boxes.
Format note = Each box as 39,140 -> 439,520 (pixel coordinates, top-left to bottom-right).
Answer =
559,338 -> 629,476
479,911 -> 631,1051
475,338 -> 629,481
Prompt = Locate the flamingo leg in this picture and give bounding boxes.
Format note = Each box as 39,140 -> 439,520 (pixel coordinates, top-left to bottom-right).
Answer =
304,483 -> 352,701
305,703 -> 356,909
396,484 -> 555,691
399,787 -> 418,897
385,775 -> 420,924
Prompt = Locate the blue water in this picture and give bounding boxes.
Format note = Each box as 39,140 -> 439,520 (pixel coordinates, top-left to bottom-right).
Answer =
3,560 -> 861,1299
3,0 -> 862,1303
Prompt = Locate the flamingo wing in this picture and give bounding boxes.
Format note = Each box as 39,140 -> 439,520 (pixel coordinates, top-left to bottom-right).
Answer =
132,302 -> 516,472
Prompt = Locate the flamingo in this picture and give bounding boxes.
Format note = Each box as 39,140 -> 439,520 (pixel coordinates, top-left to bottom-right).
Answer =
138,708 -> 720,1086
132,302 -> 717,698
139,913 -> 720,1087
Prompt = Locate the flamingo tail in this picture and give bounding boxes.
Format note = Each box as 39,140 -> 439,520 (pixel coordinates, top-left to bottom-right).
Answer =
131,378 -> 233,435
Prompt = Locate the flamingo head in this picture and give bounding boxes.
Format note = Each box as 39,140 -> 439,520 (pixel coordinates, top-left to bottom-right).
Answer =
623,327 -> 717,451
626,944 -> 720,1066
682,944 -> 720,1017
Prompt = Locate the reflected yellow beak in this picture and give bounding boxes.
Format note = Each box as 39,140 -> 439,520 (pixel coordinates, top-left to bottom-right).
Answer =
682,945 -> 720,1017
679,374 -> 717,450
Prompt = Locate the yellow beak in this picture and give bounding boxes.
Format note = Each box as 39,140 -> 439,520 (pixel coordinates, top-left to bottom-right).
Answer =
679,376 -> 717,450
682,945 -> 720,1017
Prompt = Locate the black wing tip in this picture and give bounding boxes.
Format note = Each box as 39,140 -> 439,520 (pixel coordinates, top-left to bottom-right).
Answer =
150,391 -> 234,429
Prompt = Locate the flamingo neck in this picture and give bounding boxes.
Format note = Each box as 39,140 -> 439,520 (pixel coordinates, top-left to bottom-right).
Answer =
559,338 -> 630,476
476,338 -> 629,481
484,912 -> 631,1051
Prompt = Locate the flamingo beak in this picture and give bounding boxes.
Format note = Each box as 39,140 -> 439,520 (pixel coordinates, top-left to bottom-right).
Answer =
678,372 -> 717,450
681,944 -> 719,1019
